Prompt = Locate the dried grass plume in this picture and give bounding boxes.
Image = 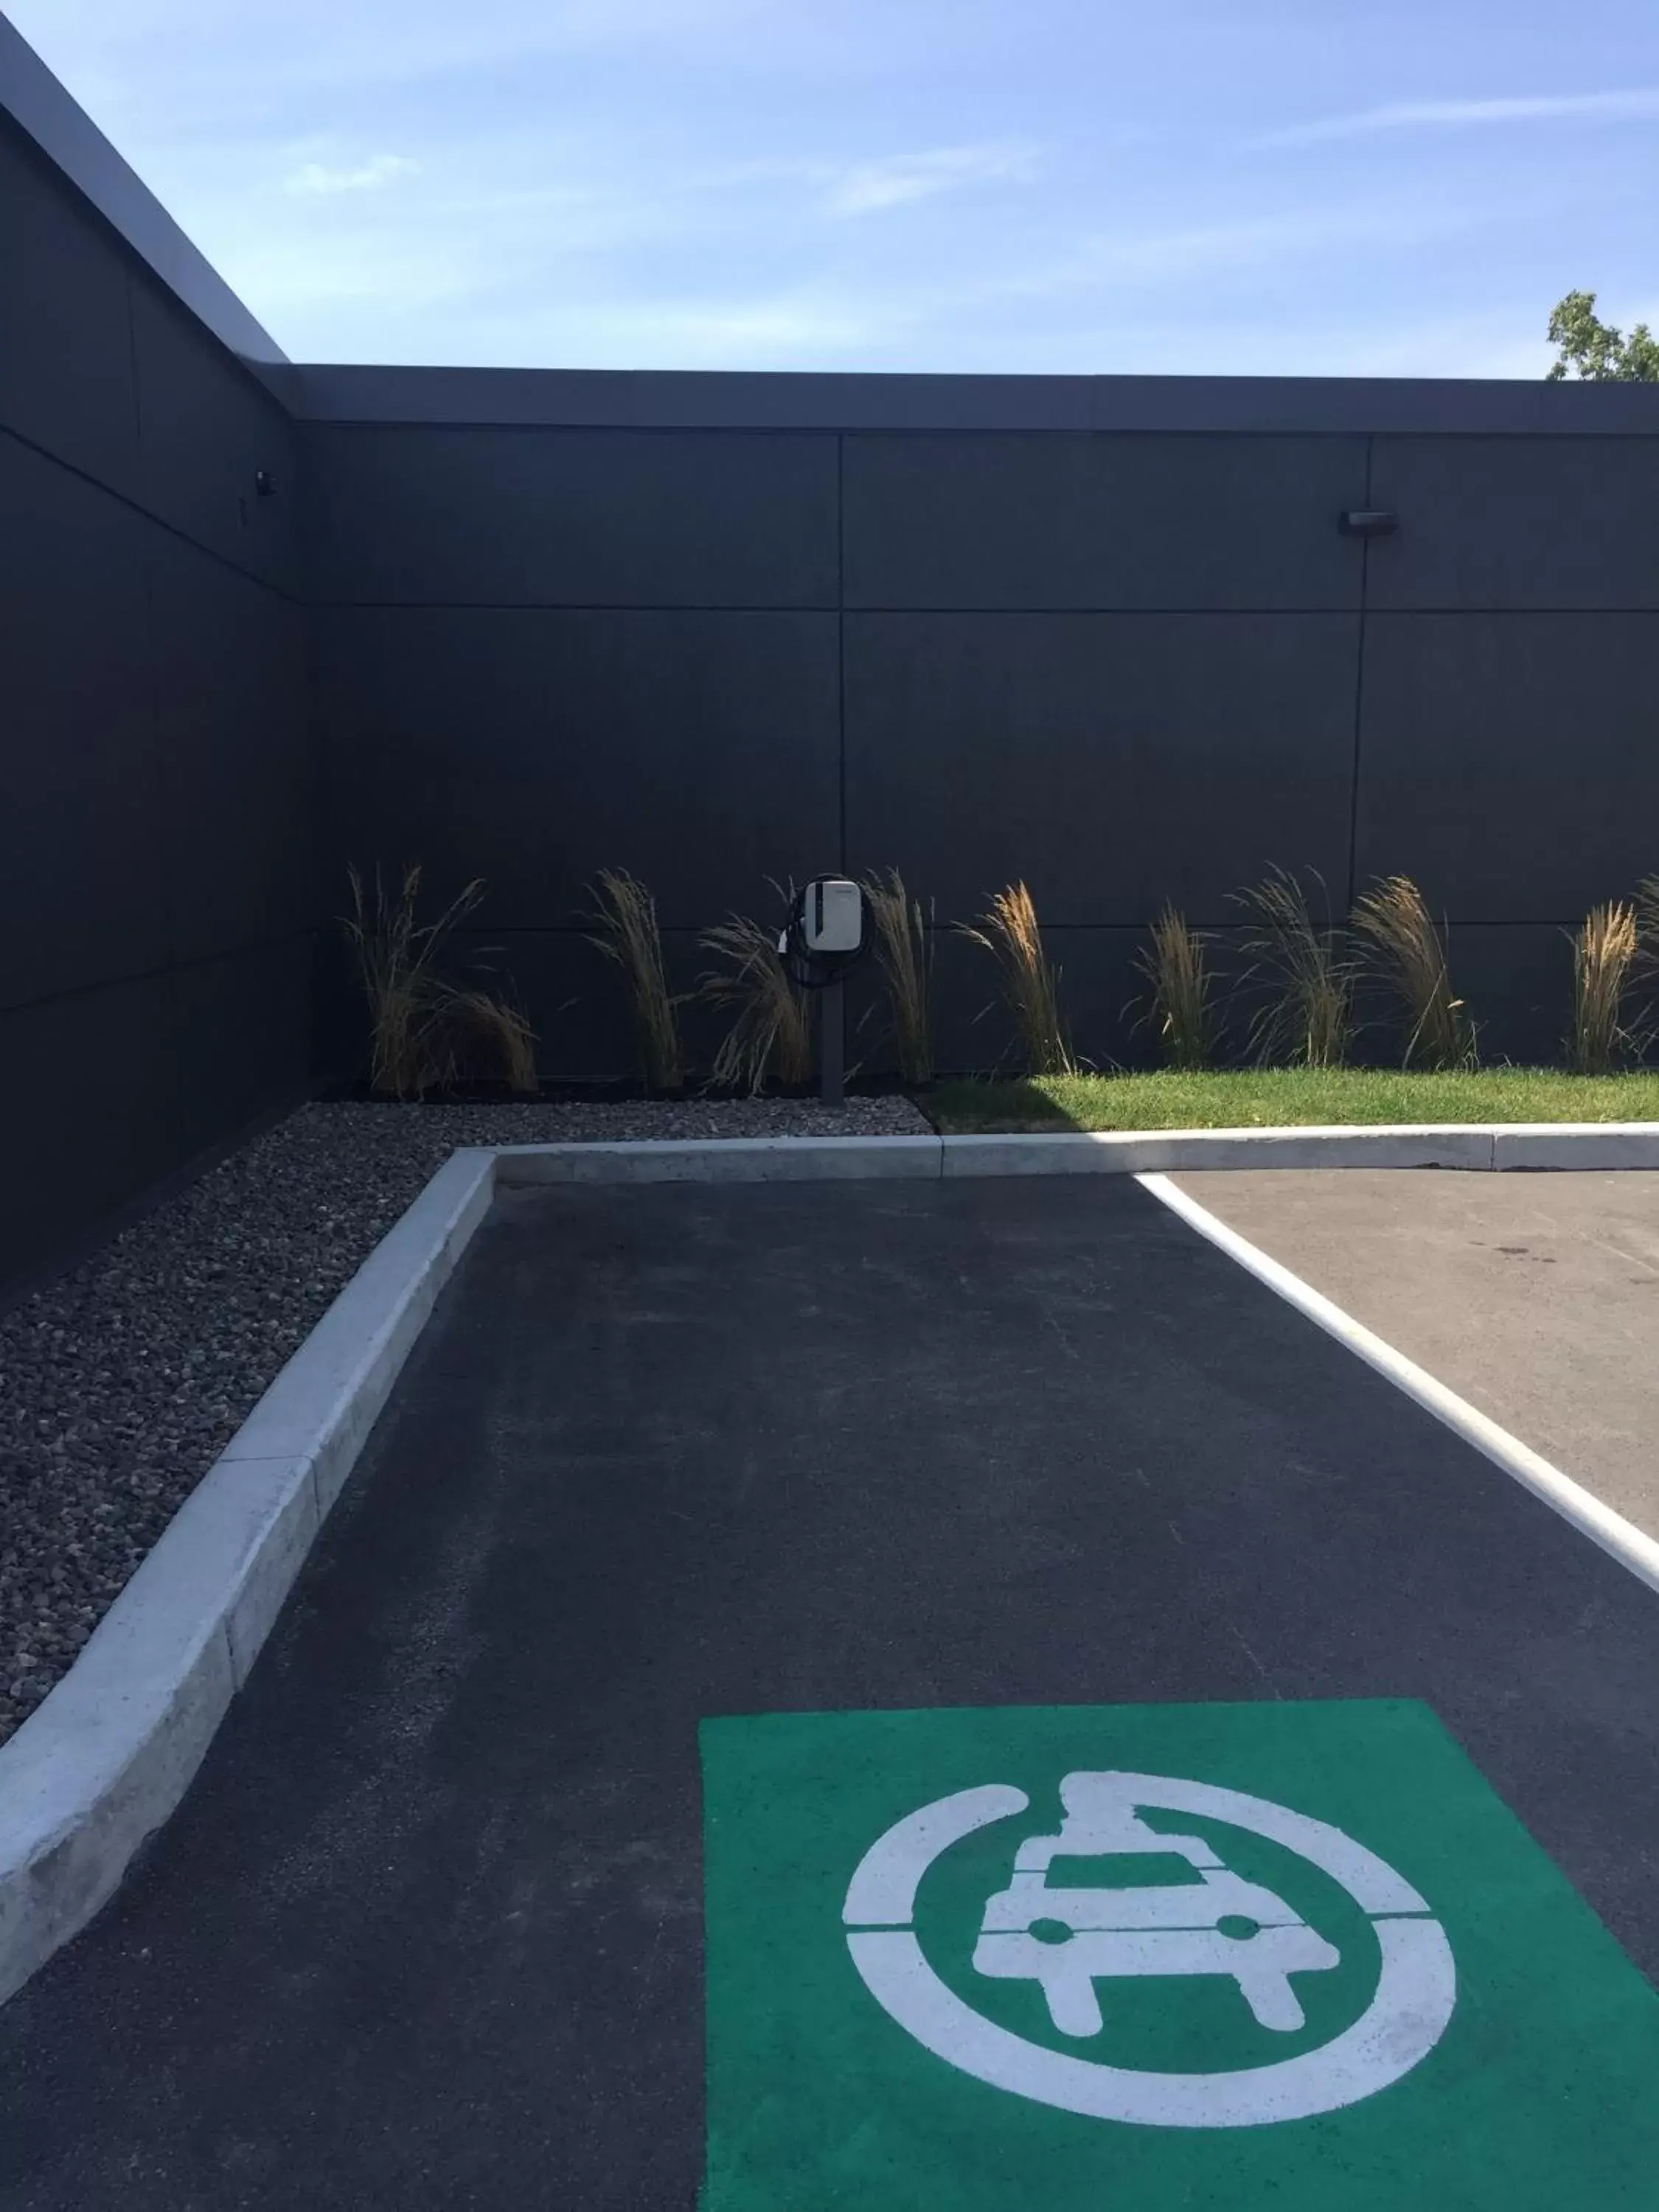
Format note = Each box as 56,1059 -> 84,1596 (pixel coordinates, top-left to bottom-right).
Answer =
698,892 -> 812,1093
1231,866 -> 1354,1069
341,861 -> 537,1097
1351,874 -> 1474,1069
585,869 -> 684,1092
860,868 -> 933,1085
1133,903 -> 1215,1071
959,880 -> 1074,1076
1569,900 -> 1640,1074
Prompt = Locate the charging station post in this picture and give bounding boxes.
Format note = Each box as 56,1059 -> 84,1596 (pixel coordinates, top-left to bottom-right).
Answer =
821,978 -> 845,1107
779,877 -> 864,1110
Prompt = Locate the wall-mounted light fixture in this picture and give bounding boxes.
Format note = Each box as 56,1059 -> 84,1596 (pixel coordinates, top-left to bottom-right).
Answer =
1338,509 -> 1397,538
254,469 -> 277,498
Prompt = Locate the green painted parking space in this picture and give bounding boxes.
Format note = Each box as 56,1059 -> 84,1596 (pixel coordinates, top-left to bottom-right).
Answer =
702,1700 -> 1659,2210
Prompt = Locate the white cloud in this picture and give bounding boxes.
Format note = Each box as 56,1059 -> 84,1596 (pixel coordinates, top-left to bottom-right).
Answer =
1001,194 -> 1505,302
282,153 -> 421,195
220,229 -> 475,319
826,142 -> 1038,217
276,285 -> 902,369
554,296 -> 887,364
1256,89 -> 1659,150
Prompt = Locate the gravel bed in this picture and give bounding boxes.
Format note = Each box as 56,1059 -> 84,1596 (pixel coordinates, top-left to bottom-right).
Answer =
0,1094 -> 928,1745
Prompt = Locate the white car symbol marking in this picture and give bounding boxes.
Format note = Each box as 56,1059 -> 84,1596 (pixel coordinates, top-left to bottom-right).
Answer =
973,1771 -> 1340,2034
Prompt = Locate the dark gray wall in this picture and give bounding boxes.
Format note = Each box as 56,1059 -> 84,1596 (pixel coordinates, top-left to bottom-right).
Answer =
303,387 -> 1659,1079
10,1 -> 1659,1302
304,420 -> 844,1077
0,105 -> 317,1293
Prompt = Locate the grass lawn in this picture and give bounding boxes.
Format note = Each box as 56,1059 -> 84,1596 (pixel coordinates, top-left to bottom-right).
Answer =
925,1068 -> 1659,1133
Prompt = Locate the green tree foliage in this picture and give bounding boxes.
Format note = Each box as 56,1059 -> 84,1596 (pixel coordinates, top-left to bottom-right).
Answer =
1546,289 -> 1659,381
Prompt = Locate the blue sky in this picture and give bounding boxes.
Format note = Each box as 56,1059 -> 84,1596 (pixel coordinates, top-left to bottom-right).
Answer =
8,0 -> 1658,374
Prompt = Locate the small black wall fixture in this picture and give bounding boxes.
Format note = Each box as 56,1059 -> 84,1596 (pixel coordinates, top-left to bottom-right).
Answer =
1338,508 -> 1397,538
254,468 -> 277,497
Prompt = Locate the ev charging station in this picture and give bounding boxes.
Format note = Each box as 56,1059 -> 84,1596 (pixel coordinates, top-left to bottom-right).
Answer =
779,877 -> 866,1106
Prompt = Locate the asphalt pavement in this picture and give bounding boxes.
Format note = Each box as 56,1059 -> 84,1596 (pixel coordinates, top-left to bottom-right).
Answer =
1172,1168 -> 1659,1532
2,1175 -> 1658,2209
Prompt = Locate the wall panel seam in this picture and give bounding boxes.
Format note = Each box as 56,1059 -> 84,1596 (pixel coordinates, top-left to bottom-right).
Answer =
295,414 -> 1659,439
139,509 -> 171,992
1346,431 -> 1373,907
302,598 -> 1659,616
122,262 -> 143,451
310,599 -> 844,615
0,422 -> 304,605
422,918 -> 1587,937
1,928 -> 324,1023
836,430 -> 847,869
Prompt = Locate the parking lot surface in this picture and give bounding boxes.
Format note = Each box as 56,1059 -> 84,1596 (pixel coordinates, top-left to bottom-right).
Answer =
1172,1169 -> 1659,1534
2,1176 -> 1657,2209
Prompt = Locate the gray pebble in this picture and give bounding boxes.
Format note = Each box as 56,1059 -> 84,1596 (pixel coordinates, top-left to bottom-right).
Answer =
0,1093 -> 928,1745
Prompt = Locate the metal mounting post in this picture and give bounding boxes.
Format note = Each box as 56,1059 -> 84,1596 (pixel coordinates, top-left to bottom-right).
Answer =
820,978 -> 845,1107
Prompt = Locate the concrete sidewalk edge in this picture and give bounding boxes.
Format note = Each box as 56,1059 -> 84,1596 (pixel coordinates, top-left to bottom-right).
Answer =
0,1148 -> 500,2007
498,1122 -> 1659,1179
941,1125 -> 1498,1172
493,1134 -> 947,1183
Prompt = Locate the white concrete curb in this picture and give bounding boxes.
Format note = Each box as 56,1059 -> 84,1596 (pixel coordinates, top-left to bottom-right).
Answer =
1138,1170 -> 1659,1600
495,1123 -> 1659,1183
493,1134 -> 945,1183
3,1113 -> 1655,2007
939,1126 -> 1499,1175
0,1147 -> 498,2007
1489,1121 -> 1659,1170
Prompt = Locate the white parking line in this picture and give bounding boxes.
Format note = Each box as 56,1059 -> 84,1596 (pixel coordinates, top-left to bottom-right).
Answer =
1138,1171 -> 1659,1601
